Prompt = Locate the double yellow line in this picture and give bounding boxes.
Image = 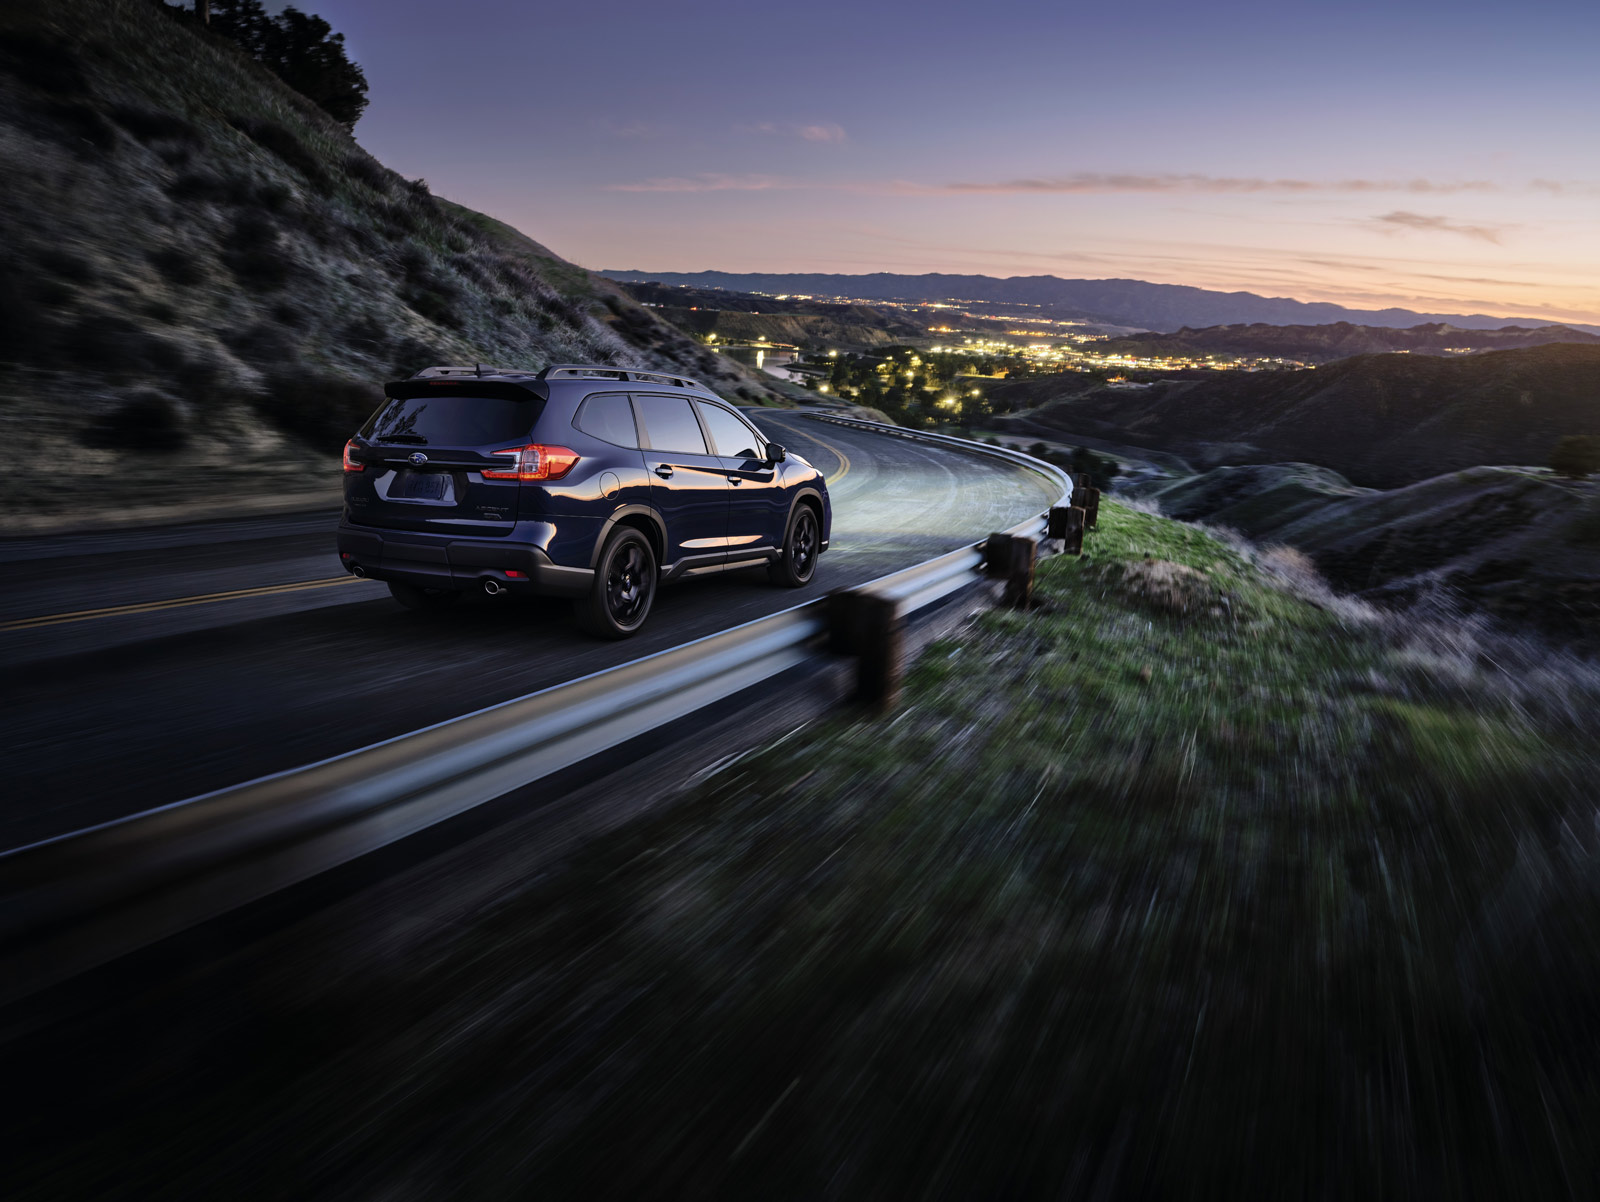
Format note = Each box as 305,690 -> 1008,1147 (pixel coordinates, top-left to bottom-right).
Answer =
0,576 -> 365,632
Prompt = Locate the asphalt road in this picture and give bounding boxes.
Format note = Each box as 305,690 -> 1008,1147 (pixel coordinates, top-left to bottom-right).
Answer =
0,413 -> 1055,849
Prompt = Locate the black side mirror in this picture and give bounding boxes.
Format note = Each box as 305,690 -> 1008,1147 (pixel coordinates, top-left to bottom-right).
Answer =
766,443 -> 787,463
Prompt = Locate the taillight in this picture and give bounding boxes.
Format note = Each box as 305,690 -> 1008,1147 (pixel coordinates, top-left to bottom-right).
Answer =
483,444 -> 580,481
342,440 -> 365,473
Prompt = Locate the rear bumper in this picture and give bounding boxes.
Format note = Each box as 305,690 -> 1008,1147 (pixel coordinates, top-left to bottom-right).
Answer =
336,524 -> 594,599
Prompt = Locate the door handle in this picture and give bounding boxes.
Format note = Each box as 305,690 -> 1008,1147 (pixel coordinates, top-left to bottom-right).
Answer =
654,464 -> 673,479
727,475 -> 742,485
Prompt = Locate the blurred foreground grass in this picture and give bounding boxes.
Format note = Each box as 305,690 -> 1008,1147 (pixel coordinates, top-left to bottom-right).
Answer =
12,502 -> 1600,1198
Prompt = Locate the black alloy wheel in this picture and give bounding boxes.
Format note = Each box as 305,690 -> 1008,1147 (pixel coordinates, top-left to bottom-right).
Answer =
388,581 -> 462,612
575,528 -> 657,638
768,504 -> 819,588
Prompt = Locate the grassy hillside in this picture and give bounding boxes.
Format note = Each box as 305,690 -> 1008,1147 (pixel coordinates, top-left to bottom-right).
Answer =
0,0 -> 782,521
1095,320 -> 1600,364
16,502 -> 1600,1196
1128,462 -> 1600,646
991,342 -> 1600,488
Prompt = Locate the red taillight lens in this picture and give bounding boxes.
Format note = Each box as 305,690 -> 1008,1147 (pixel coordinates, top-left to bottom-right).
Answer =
342,440 -> 364,473
483,445 -> 580,482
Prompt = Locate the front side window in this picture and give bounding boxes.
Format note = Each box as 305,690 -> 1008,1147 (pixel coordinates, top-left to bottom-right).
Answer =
694,401 -> 762,460
633,394 -> 707,455
575,392 -> 639,447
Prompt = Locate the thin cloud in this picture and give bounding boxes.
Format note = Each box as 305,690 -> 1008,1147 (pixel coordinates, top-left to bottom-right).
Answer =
606,173 -> 797,193
739,121 -> 848,143
1369,210 -> 1510,244
904,174 -> 1498,196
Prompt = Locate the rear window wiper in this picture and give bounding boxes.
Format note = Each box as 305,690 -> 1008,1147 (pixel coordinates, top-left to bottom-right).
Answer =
376,434 -> 429,444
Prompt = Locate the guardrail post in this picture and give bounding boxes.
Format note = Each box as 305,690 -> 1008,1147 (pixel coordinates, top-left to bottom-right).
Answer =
828,590 -> 904,710
1048,505 -> 1086,554
985,532 -> 1037,608
1071,486 -> 1101,529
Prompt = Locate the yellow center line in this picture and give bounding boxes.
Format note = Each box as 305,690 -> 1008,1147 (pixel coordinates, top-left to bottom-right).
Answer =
787,423 -> 852,486
0,576 -> 368,632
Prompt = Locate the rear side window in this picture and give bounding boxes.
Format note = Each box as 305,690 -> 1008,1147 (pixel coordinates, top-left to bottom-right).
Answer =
361,394 -> 541,446
633,394 -> 707,455
575,393 -> 639,447
695,401 -> 762,459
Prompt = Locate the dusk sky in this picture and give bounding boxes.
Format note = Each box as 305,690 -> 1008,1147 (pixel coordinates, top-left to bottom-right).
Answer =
312,0 -> 1600,323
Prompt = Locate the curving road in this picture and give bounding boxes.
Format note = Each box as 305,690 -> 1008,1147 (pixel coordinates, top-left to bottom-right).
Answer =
0,413 -> 1054,849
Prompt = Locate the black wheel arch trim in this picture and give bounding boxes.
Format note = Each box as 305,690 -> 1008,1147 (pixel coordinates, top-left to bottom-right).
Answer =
591,504 -> 667,569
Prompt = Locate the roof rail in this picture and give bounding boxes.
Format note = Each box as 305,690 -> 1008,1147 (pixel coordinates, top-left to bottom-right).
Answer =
410,364 -> 534,379
536,363 -> 710,391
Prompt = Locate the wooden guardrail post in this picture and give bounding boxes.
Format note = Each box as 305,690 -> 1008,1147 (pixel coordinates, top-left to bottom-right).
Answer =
984,532 -> 1037,608
1071,485 -> 1101,529
828,590 -> 904,710
1048,505 -> 1086,555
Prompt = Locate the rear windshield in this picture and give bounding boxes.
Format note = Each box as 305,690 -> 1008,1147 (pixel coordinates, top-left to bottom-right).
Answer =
360,394 -> 542,447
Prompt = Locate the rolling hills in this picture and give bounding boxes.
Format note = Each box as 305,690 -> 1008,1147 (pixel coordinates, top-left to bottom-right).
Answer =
991,342 -> 1600,489
599,270 -> 1600,336
1092,321 -> 1600,364
0,0 -> 782,522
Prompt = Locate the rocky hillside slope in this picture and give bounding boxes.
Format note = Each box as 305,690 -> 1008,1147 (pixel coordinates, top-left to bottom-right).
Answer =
0,0 -> 780,521
990,343 -> 1600,488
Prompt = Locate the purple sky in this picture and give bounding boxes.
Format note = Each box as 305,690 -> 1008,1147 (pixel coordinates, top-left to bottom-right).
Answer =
309,0 -> 1599,321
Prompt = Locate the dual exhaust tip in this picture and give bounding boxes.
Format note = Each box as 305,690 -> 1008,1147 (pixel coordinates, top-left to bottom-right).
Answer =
347,562 -> 506,596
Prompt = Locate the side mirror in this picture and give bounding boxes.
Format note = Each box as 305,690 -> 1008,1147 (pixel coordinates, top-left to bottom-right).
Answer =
766,442 -> 787,463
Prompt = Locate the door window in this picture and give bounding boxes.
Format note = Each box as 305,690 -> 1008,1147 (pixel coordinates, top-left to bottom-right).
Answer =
634,394 -> 708,455
575,392 -> 640,447
695,401 -> 762,460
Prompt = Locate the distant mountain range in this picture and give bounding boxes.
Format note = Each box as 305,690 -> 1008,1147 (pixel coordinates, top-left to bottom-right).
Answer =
1095,321 -> 1600,363
600,271 -> 1600,337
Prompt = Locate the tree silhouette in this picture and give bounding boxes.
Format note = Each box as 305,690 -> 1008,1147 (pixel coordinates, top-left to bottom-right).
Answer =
197,1 -> 369,130
1550,435 -> 1600,479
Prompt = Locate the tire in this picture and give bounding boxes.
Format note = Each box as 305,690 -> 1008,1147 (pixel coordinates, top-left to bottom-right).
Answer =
574,528 -> 657,638
388,581 -> 462,612
768,503 -> 820,588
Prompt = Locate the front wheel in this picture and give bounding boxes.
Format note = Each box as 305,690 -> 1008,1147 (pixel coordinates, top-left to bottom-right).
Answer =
388,581 -> 462,612
574,528 -> 657,638
768,504 -> 820,588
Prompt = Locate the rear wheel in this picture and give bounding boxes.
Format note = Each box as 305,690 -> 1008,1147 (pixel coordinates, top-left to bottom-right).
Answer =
768,504 -> 819,588
388,581 -> 462,612
574,528 -> 657,638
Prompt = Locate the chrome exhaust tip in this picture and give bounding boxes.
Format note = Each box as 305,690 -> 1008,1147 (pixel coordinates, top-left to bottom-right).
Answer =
483,578 -> 504,596
350,564 -> 367,578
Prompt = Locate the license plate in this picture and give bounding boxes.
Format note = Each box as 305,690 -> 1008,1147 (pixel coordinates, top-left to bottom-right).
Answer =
393,470 -> 451,501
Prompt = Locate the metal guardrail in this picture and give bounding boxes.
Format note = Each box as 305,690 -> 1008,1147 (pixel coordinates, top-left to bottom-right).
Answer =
0,420 -> 1071,1003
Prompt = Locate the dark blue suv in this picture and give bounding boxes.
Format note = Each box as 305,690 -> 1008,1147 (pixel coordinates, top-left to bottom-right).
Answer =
336,364 -> 832,637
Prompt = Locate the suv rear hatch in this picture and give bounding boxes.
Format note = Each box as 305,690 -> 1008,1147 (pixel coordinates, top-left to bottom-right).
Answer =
344,381 -> 547,537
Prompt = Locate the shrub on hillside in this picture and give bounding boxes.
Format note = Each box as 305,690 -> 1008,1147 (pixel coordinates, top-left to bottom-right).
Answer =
228,116 -> 333,193
149,247 -> 205,287
79,389 -> 189,451
0,31 -> 89,96
343,153 -> 392,192
63,313 -> 186,374
109,105 -> 201,145
1550,435 -> 1600,478
260,369 -> 381,448
45,100 -> 119,154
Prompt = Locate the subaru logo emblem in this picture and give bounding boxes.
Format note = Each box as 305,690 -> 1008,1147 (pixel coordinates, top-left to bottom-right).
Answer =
408,452 -> 428,465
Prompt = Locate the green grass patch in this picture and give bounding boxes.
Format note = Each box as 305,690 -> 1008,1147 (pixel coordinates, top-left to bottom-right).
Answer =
15,501 -> 1599,1197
